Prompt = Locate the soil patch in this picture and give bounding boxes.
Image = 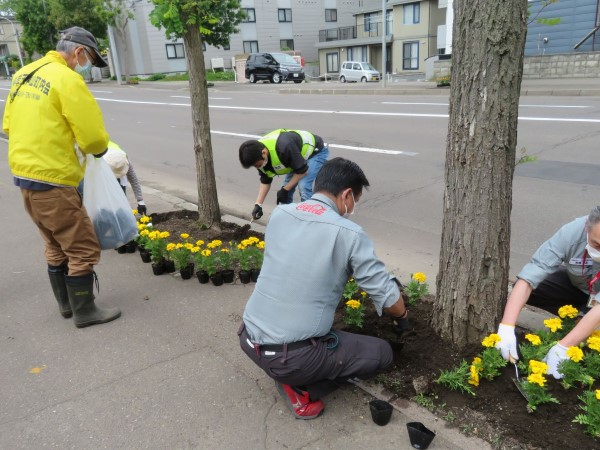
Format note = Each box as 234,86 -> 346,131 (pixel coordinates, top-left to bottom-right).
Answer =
333,299 -> 599,450
143,211 -> 598,449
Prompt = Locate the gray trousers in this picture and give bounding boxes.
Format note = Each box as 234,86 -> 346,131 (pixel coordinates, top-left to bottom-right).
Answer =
527,267 -> 589,314
239,324 -> 393,400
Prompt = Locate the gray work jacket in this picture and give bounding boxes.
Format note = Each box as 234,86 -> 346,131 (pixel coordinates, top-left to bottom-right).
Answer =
242,193 -> 400,344
518,216 -> 600,299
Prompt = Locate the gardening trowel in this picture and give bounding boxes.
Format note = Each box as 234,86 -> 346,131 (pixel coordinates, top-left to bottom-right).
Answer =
509,355 -> 529,401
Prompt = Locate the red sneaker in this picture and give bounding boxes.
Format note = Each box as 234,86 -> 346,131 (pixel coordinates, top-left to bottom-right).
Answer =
275,382 -> 325,420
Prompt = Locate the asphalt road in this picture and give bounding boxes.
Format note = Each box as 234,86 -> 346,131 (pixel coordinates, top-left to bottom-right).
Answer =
2,80 -> 599,285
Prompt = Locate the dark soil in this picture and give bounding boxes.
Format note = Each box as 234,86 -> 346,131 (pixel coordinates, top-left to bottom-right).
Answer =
333,298 -> 599,450
145,211 -> 598,449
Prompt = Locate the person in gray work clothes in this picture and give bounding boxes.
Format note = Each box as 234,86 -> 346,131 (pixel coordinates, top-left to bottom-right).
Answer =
496,206 -> 600,379
238,157 -> 409,420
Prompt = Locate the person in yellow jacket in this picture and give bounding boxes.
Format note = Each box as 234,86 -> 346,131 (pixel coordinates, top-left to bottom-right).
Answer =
238,129 -> 330,220
2,26 -> 121,328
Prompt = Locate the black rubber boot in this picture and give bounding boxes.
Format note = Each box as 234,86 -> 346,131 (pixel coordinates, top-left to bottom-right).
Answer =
65,273 -> 121,328
48,262 -> 72,318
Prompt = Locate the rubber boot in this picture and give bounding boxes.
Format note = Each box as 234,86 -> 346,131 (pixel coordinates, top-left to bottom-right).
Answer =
65,273 -> 121,328
48,262 -> 72,318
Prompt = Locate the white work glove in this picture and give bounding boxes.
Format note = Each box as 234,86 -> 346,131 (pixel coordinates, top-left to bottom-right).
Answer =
543,343 -> 568,379
496,323 -> 519,361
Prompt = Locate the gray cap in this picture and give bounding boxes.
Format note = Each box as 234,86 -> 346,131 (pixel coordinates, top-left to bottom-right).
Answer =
60,26 -> 107,68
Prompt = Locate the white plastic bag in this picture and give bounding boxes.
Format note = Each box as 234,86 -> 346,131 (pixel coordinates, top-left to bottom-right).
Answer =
83,154 -> 138,249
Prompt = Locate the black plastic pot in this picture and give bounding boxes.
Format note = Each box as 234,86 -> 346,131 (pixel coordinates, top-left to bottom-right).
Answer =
210,273 -> 224,286
140,250 -> 152,263
151,262 -> 165,276
125,241 -> 137,253
117,245 -> 127,254
239,270 -> 251,284
163,260 -> 176,273
250,268 -> 261,282
369,399 -> 393,426
406,422 -> 435,449
180,264 -> 194,280
196,270 -> 210,284
221,269 -> 235,283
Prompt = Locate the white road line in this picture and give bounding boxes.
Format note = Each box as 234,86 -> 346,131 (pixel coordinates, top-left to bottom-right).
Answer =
89,90 -> 113,94
171,95 -> 190,99
382,101 -> 589,109
209,97 -> 232,100
92,98 -> 600,123
210,130 -> 416,156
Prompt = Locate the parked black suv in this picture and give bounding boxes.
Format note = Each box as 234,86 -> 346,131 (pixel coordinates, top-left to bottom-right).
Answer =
245,52 -> 305,84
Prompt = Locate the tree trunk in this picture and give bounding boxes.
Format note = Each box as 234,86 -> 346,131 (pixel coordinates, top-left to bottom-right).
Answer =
115,26 -> 130,84
183,24 -> 221,232
432,0 -> 528,347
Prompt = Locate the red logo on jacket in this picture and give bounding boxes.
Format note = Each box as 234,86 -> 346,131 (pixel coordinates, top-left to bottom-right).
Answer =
296,203 -> 326,216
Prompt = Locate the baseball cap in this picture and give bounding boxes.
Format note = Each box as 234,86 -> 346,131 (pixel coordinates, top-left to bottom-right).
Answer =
60,26 -> 107,68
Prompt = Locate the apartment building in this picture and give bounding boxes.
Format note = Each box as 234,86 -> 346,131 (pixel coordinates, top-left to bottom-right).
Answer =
315,0 -> 446,76
0,15 -> 24,77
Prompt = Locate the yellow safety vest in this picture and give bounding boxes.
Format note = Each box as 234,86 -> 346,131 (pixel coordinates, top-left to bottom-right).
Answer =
258,129 -> 316,177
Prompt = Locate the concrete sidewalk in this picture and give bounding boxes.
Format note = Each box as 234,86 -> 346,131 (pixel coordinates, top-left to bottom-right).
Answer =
0,155 -> 491,449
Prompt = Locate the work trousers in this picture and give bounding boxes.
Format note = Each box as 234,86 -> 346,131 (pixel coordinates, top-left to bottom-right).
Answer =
239,324 -> 393,400
21,187 -> 100,276
527,267 -> 589,314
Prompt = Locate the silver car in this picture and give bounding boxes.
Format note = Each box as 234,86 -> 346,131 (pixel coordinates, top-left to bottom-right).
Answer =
339,61 -> 381,83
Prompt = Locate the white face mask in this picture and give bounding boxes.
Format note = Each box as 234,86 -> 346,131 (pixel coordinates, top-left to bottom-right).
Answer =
587,244 -> 600,262
343,191 -> 357,217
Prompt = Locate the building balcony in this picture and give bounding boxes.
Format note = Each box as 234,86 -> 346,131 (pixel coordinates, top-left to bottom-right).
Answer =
319,23 -> 391,42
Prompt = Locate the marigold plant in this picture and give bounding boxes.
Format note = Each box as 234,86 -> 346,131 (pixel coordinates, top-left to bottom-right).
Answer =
436,360 -> 476,396
544,318 -> 563,333
404,272 -> 429,306
574,389 -> 600,437
559,346 -> 594,389
343,299 -> 365,328
343,278 -> 359,301
520,359 -> 559,412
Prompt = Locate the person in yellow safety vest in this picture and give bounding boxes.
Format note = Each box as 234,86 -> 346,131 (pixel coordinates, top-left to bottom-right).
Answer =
103,141 -> 147,216
238,129 -> 330,221
2,26 -> 120,329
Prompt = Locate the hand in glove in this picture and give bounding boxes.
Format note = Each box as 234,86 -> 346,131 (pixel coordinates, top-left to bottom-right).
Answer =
276,187 -> 290,205
543,343 -> 568,379
137,202 -> 147,216
251,204 -> 263,220
496,323 -> 519,361
392,311 -> 410,336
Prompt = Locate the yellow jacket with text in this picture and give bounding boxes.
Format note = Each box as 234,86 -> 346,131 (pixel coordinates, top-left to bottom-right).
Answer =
3,51 -> 109,187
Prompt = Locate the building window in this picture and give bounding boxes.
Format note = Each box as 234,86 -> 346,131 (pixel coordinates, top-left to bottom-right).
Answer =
403,3 -> 420,25
280,39 -> 294,50
326,52 -> 339,72
325,9 -> 337,22
242,8 -> 256,23
403,42 -> 419,70
166,43 -> 185,59
223,43 -> 230,51
202,42 -> 206,51
0,26 -> 4,35
363,13 -> 375,32
243,40 -> 259,54
278,8 -> 292,22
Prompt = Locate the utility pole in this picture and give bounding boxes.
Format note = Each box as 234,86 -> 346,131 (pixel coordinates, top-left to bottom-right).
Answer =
0,16 -> 24,67
381,0 -> 386,87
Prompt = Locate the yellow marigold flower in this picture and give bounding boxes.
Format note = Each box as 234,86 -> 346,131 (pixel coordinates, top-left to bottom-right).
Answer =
149,231 -> 159,239
132,209 -> 138,215
587,336 -> 600,352
592,330 -> 600,339
196,240 -> 204,246
567,346 -> 584,363
529,360 -> 549,375
139,216 -> 150,224
166,243 -> 176,251
140,229 -> 150,237
137,223 -> 146,231
256,241 -> 265,249
345,300 -> 361,309
525,334 -> 542,346
412,272 -> 427,283
175,243 -> 183,249
191,247 -> 200,253
237,244 -> 246,250
468,365 -> 479,387
211,240 -> 222,247
241,239 -> 252,246
596,389 -> 600,400
544,318 -> 563,333
558,305 -> 578,319
201,249 -> 211,257
360,291 -> 368,298
180,233 -> 190,239
184,243 -> 194,250
221,248 -> 229,253
527,372 -> 546,387
249,237 -> 259,243
159,231 -> 170,239
481,333 -> 501,348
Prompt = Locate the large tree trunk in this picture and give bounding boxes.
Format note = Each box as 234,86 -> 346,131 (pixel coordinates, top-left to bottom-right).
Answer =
115,26 -> 130,83
183,24 -> 221,233
432,0 -> 528,347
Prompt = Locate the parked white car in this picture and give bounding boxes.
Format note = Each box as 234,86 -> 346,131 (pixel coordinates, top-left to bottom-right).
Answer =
339,61 -> 381,83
